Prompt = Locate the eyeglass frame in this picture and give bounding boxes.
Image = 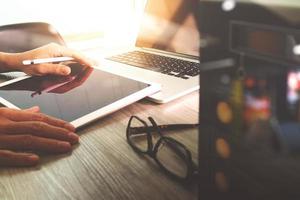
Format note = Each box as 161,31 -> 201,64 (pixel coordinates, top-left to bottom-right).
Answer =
126,115 -> 199,182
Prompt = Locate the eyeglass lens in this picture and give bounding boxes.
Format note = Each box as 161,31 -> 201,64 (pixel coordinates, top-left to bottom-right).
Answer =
155,138 -> 189,178
128,116 -> 191,179
128,117 -> 149,152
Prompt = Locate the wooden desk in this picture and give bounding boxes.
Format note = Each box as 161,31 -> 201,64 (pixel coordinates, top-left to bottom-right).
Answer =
0,90 -> 199,200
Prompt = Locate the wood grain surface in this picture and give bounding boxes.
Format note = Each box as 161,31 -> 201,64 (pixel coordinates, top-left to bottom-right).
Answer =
0,90 -> 199,200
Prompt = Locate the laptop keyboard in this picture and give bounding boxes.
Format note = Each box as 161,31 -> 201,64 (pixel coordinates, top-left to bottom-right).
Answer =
107,51 -> 200,79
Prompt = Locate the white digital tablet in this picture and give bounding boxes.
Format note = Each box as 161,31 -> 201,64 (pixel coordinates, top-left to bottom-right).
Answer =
0,62 -> 160,128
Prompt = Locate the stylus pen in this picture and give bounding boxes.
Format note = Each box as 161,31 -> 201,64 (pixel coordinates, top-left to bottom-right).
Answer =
22,56 -> 74,65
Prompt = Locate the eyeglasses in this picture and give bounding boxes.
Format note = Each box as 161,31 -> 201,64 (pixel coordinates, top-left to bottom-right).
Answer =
126,116 -> 199,182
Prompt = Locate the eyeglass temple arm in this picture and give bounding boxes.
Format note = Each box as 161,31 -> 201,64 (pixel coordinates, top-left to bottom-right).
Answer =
129,123 -> 199,135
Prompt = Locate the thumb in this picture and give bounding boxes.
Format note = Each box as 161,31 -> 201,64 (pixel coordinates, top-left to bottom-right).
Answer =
24,106 -> 40,113
27,63 -> 71,76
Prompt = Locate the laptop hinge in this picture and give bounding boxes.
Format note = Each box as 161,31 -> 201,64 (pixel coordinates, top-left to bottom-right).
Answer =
140,47 -> 199,60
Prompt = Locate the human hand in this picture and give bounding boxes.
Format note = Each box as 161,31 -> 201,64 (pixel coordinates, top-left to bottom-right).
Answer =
2,43 -> 95,76
0,106 -> 79,167
0,62 -> 94,97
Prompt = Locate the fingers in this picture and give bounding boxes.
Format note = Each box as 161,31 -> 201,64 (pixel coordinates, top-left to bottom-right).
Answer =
67,50 -> 95,67
26,63 -> 71,76
6,43 -> 96,76
23,106 -> 40,113
0,108 -> 75,132
0,150 -> 39,167
53,45 -> 94,67
48,43 -> 95,67
2,121 -> 79,144
0,135 -> 72,153
0,106 -> 78,168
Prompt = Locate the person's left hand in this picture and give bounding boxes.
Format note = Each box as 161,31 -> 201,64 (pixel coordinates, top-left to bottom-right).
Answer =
0,106 -> 78,167
3,43 -> 95,76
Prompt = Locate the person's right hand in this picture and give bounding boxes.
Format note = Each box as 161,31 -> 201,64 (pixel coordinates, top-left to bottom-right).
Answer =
0,106 -> 79,167
1,43 -> 96,76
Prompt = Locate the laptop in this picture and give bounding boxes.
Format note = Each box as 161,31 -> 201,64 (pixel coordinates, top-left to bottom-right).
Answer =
101,0 -> 200,103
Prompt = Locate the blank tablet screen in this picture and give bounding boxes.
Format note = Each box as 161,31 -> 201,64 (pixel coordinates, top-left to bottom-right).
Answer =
0,62 -> 149,122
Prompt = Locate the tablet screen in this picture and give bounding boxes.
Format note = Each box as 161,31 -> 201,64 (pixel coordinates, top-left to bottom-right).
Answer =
0,63 -> 149,122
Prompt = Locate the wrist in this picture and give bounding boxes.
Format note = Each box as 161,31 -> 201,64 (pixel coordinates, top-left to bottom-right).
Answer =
0,52 -> 22,72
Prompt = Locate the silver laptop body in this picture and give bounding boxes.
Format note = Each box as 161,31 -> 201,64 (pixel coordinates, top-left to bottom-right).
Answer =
101,0 -> 200,103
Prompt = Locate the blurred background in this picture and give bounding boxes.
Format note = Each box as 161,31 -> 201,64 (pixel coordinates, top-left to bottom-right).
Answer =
0,0 -> 147,50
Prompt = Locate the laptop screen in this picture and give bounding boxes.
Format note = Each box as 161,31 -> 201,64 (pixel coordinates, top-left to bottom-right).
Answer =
135,0 -> 200,57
